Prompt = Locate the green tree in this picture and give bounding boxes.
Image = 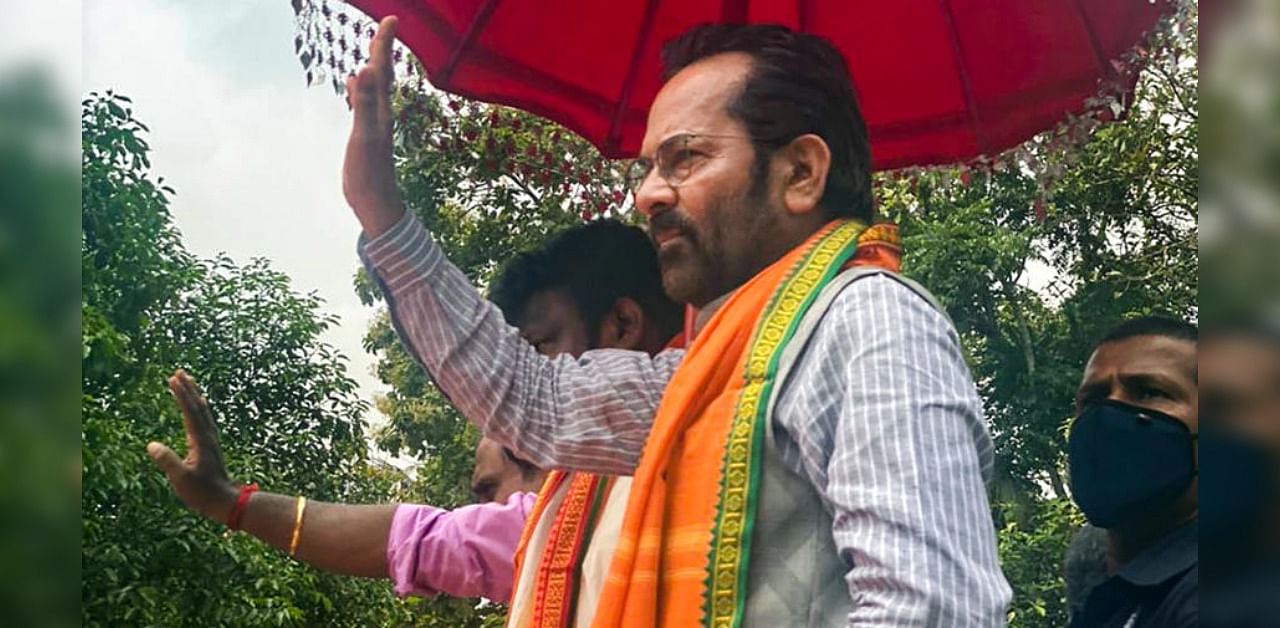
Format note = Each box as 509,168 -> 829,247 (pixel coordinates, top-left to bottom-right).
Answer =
0,66 -> 81,628
80,91 -> 416,626
294,2 -> 1198,626
878,5 -> 1197,625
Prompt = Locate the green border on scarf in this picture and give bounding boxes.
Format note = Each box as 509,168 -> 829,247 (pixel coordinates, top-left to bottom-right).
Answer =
702,220 -> 865,627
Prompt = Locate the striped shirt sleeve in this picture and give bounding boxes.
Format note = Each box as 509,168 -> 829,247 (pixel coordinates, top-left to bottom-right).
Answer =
358,211 -> 684,475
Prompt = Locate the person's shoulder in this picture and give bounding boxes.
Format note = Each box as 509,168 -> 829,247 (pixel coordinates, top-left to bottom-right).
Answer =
824,271 -> 950,329
789,274 -> 949,368
1157,565 -> 1199,628
832,270 -> 940,306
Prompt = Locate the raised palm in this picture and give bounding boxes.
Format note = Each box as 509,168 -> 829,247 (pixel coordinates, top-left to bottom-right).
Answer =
147,371 -> 237,524
342,16 -> 404,236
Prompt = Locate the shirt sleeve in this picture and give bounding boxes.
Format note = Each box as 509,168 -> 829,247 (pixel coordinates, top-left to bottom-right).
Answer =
791,276 -> 1012,626
385,492 -> 538,601
358,211 -> 684,475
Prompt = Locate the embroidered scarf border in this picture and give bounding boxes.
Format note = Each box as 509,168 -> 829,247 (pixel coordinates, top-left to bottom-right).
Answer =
702,220 -> 865,627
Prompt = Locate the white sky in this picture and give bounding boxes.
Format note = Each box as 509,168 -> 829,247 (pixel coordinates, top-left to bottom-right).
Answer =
79,0 -> 391,439
1,0 -> 81,134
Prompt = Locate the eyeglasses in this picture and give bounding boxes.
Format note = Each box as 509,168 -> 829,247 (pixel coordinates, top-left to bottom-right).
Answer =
622,133 -> 759,196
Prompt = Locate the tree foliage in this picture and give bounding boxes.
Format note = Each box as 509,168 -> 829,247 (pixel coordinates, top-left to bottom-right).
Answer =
0,66 -> 81,628
878,6 -> 1197,625
80,91 -> 417,626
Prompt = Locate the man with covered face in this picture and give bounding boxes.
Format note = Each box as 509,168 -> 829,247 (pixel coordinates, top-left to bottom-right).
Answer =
346,16 -> 1010,626
1067,316 -> 1199,627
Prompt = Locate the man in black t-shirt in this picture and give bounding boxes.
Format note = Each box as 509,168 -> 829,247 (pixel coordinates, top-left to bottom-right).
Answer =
1067,316 -> 1198,628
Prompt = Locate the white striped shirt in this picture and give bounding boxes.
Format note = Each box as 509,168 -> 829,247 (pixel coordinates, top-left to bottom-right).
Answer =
359,212 -> 1012,626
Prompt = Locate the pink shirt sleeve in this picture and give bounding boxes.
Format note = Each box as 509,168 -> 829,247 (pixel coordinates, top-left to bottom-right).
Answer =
386,491 -> 537,601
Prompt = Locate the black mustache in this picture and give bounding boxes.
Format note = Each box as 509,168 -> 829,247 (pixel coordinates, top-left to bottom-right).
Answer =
647,210 -> 693,244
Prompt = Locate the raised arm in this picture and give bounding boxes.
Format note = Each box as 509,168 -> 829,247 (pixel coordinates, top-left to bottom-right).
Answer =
359,215 -> 682,474
147,371 -> 532,601
343,18 -> 681,475
146,371 -> 395,578
342,16 -> 405,239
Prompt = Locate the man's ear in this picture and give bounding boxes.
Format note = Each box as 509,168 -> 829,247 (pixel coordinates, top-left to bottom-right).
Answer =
596,297 -> 646,351
775,133 -> 831,216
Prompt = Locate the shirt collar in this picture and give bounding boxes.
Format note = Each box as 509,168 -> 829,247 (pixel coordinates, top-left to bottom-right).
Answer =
1117,520 -> 1198,587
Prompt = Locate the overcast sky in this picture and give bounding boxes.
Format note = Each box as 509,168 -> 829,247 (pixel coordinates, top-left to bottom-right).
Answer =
80,0 -> 391,434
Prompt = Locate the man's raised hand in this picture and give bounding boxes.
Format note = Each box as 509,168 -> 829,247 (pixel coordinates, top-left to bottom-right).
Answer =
147,370 -> 237,525
342,15 -> 405,238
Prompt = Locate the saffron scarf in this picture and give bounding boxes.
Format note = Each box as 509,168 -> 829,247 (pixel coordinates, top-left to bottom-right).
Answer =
509,471 -> 613,627
591,220 -> 900,627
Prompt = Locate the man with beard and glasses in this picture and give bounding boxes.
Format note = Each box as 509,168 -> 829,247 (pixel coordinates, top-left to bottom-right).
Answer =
1067,316 -> 1198,628
147,219 -> 680,612
346,16 -> 1010,626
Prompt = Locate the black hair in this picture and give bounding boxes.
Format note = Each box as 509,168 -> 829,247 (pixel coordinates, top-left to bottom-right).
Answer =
501,446 -> 540,480
1096,315 -> 1199,349
661,23 -> 873,223
488,219 -> 683,342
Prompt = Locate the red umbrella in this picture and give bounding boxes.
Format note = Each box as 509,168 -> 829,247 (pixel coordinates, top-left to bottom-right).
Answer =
346,0 -> 1170,169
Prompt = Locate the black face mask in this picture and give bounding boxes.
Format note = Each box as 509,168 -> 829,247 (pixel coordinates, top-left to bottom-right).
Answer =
1068,399 -> 1197,529
1199,425 -> 1278,547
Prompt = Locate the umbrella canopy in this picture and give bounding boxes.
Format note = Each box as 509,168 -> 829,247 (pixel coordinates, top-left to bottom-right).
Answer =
348,0 -> 1170,169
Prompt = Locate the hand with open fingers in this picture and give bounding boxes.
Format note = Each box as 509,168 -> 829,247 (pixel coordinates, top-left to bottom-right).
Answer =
342,15 -> 405,237
147,370 -> 238,525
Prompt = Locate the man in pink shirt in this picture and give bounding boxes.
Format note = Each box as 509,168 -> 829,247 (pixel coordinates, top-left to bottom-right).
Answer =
148,219 -> 681,602
472,436 -> 546,504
